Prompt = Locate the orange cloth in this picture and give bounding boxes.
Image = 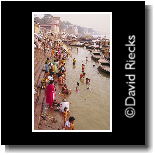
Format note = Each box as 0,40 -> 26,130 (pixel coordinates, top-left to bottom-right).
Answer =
70,123 -> 74,130
51,49 -> 54,55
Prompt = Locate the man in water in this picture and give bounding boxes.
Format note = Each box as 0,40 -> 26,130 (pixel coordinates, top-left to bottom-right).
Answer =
86,57 -> 88,64
82,64 -> 85,72
86,78 -> 90,89
76,82 -> 80,92
73,58 -> 76,66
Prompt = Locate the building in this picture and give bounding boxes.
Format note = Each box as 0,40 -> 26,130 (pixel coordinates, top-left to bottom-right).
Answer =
34,23 -> 40,34
67,25 -> 78,35
51,17 -> 60,34
39,17 -> 60,34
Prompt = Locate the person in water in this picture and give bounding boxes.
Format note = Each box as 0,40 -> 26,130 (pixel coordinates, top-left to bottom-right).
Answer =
76,82 -> 80,92
62,84 -> 71,95
73,58 -> 76,65
86,57 -> 88,64
80,72 -> 85,79
82,64 -> 85,72
86,78 -> 90,89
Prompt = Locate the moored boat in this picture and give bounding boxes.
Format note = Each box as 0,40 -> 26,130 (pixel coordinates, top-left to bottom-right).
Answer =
86,45 -> 94,49
98,58 -> 110,66
70,42 -> 84,47
91,52 -> 102,60
98,61 -> 110,74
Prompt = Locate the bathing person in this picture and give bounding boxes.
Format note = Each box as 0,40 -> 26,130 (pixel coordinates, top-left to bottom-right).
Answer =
80,72 -> 86,79
73,58 -> 76,66
86,57 -> 88,63
76,82 -> 80,92
62,84 -> 71,95
86,78 -> 90,89
82,64 -> 85,72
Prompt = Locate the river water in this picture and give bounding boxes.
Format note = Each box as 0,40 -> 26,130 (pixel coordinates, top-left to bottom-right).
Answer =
65,46 -> 110,130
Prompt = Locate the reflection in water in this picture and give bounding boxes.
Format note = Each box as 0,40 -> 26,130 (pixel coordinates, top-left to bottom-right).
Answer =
65,46 -> 110,130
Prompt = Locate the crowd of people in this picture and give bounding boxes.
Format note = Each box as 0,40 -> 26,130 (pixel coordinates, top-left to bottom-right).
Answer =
35,38 -> 91,130
35,38 -> 75,130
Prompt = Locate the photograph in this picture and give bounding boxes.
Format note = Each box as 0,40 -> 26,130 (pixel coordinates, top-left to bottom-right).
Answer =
32,12 -> 112,131
1,0 -> 146,145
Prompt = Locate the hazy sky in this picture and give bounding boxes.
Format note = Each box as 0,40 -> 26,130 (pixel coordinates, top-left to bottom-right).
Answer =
34,13 -> 111,35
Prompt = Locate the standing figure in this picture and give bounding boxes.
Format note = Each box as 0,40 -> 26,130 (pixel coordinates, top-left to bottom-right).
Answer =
76,82 -> 79,92
86,57 -> 88,64
80,72 -> 86,79
45,80 -> 56,108
86,78 -> 90,89
45,62 -> 49,73
73,58 -> 76,66
82,64 -> 85,72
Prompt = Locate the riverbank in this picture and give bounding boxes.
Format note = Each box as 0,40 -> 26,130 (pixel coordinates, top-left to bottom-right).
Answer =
34,43 -> 71,130
34,43 -> 110,130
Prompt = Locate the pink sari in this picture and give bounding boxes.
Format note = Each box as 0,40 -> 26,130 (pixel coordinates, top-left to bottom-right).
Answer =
45,84 -> 55,107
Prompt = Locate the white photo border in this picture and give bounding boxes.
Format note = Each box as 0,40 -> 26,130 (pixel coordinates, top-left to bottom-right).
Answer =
32,12 -> 112,132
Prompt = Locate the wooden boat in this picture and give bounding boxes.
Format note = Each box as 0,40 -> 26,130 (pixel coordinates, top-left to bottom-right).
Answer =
91,52 -> 102,60
86,45 -> 93,49
98,62 -> 110,74
88,49 -> 93,52
98,58 -> 110,66
86,44 -> 100,50
70,42 -> 84,47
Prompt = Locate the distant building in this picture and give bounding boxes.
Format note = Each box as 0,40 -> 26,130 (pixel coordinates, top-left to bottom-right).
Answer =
51,17 -> 60,34
34,23 -> 40,34
39,17 -> 60,35
67,25 -> 78,35
40,24 -> 52,30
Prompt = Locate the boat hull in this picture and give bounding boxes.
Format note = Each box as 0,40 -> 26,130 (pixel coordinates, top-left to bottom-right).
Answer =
91,55 -> 101,60
98,65 -> 110,74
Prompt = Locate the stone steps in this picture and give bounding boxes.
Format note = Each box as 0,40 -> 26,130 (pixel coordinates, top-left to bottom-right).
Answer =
34,89 -> 45,130
34,49 -> 53,130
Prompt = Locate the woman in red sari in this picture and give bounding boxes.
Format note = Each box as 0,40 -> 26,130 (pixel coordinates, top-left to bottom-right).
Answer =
45,80 -> 56,108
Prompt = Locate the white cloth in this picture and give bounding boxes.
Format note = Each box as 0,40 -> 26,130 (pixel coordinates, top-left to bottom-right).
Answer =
65,121 -> 70,127
60,101 -> 69,112
48,76 -> 53,81
51,63 -> 53,66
